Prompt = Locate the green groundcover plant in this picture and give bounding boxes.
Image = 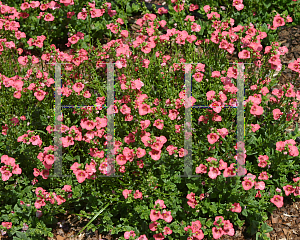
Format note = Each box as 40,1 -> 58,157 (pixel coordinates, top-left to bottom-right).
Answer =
0,0 -> 300,240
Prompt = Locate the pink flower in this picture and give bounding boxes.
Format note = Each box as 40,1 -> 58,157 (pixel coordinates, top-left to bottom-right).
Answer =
238,49 -> 250,59
122,189 -> 132,199
203,5 -> 211,13
44,13 -> 54,21
116,154 -> 127,166
134,190 -> 143,199
153,233 -> 165,240
62,185 -> 72,192
168,109 -> 179,120
258,159 -> 267,168
149,221 -> 159,231
251,124 -> 260,132
217,128 -> 228,138
75,170 -> 87,183
273,14 -> 285,28
124,230 -> 136,239
18,56 -> 28,66
206,90 -> 216,101
255,181 -> 265,190
196,164 -> 207,174
72,82 -> 84,93
55,195 -> 66,205
44,154 -> 55,165
242,179 -> 254,190
12,164 -> 22,175
273,109 -> 283,120
68,34 -> 79,45
258,171 -> 269,180
207,133 -> 219,144
1,170 -> 12,181
160,210 -> 173,223
219,159 -> 227,170
283,185 -> 295,196
153,119 -> 164,130
2,222 -> 12,229
212,227 -> 224,239
34,198 -> 46,209
288,145 -> 299,157
34,90 -> 46,101
139,104 -> 151,116
208,167 -> 221,179
140,120 -> 151,130
270,195 -> 284,208
150,209 -> 162,221
40,169 -> 49,179
250,104 -> 264,116
276,141 -> 286,151
163,226 -> 172,235
149,149 -> 161,161
136,148 -> 146,158
230,203 -> 242,213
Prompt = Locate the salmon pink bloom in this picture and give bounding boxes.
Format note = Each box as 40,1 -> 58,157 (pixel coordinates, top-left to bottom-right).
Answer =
1,170 -> 12,181
168,109 -> 179,120
139,104 -> 151,116
273,14 -> 285,28
230,202 -> 242,213
134,190 -> 143,199
242,179 -> 254,190
149,149 -> 161,161
238,50 -> 251,59
122,189 -> 132,199
207,133 -> 219,144
161,209 -> 173,223
116,154 -> 127,165
44,13 -> 54,21
217,128 -> 228,138
2,222 -> 12,229
124,230 -> 136,239
150,209 -> 162,222
270,195 -> 284,208
34,90 -> 46,101
255,181 -> 265,190
283,185 -> 295,196
208,167 -> 221,179
163,226 -> 172,235
251,124 -> 260,132
154,199 -> 166,209
250,104 -> 264,116
68,34 -> 79,45
273,109 -> 283,120
212,227 -> 224,239
75,170 -> 87,183
153,119 -> 164,130
72,82 -> 84,93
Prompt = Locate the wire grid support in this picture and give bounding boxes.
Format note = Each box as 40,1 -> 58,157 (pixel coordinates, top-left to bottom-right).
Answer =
46,62 -> 121,178
46,61 -> 254,180
173,62 -> 253,179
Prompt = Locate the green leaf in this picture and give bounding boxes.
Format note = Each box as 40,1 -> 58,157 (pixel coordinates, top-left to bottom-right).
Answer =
132,3 -> 140,12
65,154 -> 74,161
242,208 -> 248,217
261,222 -> 273,233
16,231 -> 30,240
250,220 -> 260,235
126,2 -> 132,14
77,203 -> 110,236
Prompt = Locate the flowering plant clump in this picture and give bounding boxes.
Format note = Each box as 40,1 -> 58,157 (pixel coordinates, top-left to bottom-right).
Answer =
0,0 -> 300,239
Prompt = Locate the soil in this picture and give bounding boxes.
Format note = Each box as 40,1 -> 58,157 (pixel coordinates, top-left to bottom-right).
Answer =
1,1 -> 300,239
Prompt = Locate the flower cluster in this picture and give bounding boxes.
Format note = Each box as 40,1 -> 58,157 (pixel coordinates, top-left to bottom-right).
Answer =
0,155 -> 22,181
